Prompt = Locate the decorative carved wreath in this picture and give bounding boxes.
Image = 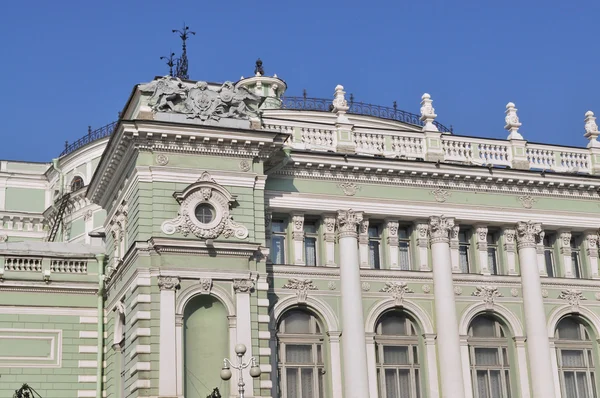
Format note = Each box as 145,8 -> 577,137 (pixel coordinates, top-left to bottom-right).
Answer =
161,171 -> 248,240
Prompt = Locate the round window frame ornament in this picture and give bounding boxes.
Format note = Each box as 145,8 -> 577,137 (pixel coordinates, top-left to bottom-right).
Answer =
161,171 -> 249,240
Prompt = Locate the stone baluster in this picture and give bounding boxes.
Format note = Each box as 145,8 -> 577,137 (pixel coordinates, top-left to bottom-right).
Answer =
158,276 -> 180,397
323,215 -> 337,266
585,232 -> 599,278
337,210 -> 369,398
502,228 -> 518,275
386,220 -> 400,269
358,218 -> 370,268
516,221 -> 556,397
429,216 -> 465,398
475,225 -> 489,274
291,213 -> 305,265
559,231 -> 574,278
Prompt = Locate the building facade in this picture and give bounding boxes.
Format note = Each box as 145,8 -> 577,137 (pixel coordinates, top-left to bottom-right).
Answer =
1,68 -> 600,398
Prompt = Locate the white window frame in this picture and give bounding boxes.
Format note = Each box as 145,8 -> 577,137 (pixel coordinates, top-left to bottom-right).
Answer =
271,218 -> 287,265
544,234 -> 556,277
369,224 -> 382,270
304,220 -> 319,267
277,311 -> 326,398
459,230 -> 471,273
555,317 -> 598,398
487,231 -> 499,275
375,312 -> 422,398
468,316 -> 512,398
571,235 -> 583,279
398,226 -> 411,271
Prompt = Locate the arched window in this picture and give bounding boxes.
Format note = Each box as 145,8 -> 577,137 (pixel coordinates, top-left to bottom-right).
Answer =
555,316 -> 597,397
71,176 -> 84,192
468,315 -> 512,398
277,309 -> 325,398
375,311 -> 421,398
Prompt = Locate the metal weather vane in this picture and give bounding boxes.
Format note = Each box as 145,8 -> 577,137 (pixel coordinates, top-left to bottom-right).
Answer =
160,52 -> 177,77
172,24 -> 195,79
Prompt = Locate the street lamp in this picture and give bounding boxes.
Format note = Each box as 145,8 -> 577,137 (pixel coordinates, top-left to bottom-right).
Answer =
220,343 -> 261,398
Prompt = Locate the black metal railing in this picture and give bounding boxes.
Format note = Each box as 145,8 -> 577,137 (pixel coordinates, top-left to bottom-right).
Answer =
281,96 -> 453,133
60,121 -> 118,157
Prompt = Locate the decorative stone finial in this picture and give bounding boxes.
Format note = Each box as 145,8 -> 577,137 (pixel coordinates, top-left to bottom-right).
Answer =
332,85 -> 349,113
505,102 -> 523,140
420,93 -> 438,132
584,110 -> 600,148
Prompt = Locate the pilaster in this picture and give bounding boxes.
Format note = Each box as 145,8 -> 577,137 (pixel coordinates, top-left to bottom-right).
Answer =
503,228 -> 518,275
386,220 -> 400,269
475,225 -> 489,274
559,230 -> 573,278
291,213 -> 305,265
450,225 -> 461,273
358,218 -> 370,268
585,232 -> 599,279
158,276 -> 179,398
536,230 -> 547,276
415,222 -> 430,271
233,278 -> 256,396
323,214 -> 337,266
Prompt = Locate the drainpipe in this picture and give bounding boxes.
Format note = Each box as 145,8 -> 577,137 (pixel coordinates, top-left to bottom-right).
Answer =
96,253 -> 106,398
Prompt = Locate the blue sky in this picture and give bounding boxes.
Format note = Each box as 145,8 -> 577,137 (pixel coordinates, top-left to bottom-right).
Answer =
1,0 -> 598,161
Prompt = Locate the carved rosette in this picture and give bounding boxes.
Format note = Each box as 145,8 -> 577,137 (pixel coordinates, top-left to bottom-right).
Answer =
380,281 -> 414,305
428,216 -> 455,244
516,221 -> 542,249
337,210 -> 363,239
472,285 -> 503,308
282,278 -> 318,303
158,276 -> 180,291
161,171 -> 249,240
233,278 -> 255,294
559,289 -> 586,310
199,278 -> 213,294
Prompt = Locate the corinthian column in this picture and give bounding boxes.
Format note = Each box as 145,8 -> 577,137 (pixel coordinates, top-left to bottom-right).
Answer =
337,209 -> 369,398
429,216 -> 465,398
516,221 -> 556,397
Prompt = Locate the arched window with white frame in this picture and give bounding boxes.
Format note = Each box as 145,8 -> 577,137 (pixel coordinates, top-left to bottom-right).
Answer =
555,316 -> 598,397
375,310 -> 422,398
468,314 -> 513,398
71,175 -> 85,192
277,309 -> 326,398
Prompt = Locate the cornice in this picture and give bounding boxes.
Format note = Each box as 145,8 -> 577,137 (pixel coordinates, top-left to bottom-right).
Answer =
279,152 -> 600,200
0,281 -> 97,295
147,237 -> 261,258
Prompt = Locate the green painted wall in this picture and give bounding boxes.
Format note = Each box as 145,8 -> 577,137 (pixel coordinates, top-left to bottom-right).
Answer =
4,187 -> 45,212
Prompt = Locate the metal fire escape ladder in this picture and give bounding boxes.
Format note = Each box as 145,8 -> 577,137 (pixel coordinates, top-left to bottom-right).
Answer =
47,192 -> 70,242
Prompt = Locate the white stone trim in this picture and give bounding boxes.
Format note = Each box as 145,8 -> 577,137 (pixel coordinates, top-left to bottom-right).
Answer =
546,304 -> 600,338
270,294 -> 340,331
0,306 -> 96,317
129,344 -> 151,359
79,331 -> 98,339
129,361 -> 151,376
130,311 -> 151,325
78,360 -> 97,368
77,390 -> 96,397
176,283 -> 236,316
79,316 -> 98,324
364,297 -> 435,334
77,375 -> 97,383
78,346 -> 98,353
458,302 -> 524,336
129,294 -> 151,310
129,379 -> 151,393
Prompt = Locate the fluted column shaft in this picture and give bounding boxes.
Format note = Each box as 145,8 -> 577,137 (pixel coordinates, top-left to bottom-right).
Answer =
516,221 -> 556,397
337,210 -> 370,398
429,216 -> 465,398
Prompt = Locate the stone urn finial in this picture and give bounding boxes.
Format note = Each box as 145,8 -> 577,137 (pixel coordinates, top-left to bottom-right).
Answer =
584,110 -> 600,148
420,93 -> 438,132
332,84 -> 349,113
505,102 -> 523,140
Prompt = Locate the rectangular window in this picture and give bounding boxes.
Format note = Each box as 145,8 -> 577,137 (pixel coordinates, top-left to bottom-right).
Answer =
369,225 -> 381,270
544,234 -> 555,277
398,227 -> 411,271
571,235 -> 582,279
459,230 -> 470,273
271,219 -> 286,264
487,233 -> 499,275
304,221 -> 318,267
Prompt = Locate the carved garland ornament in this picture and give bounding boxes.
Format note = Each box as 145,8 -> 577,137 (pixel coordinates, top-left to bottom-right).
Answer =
161,171 -> 249,240
559,289 -> 586,310
282,278 -> 318,303
430,188 -> 451,203
380,281 -> 414,305
472,285 -> 503,308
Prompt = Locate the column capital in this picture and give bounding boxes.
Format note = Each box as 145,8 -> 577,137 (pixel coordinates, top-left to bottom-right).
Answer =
336,209 -> 363,238
516,221 -> 542,249
428,215 -> 455,244
158,276 -> 180,290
